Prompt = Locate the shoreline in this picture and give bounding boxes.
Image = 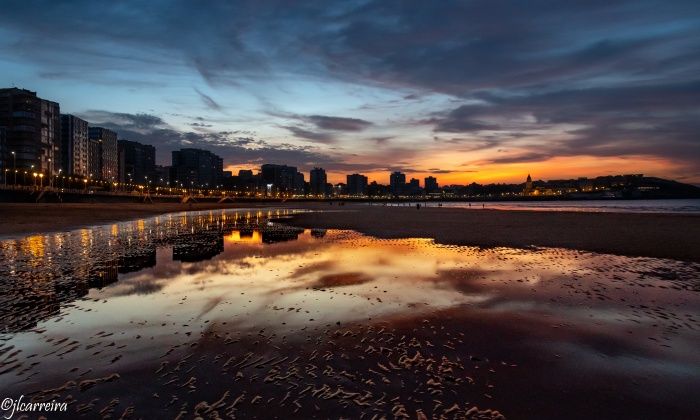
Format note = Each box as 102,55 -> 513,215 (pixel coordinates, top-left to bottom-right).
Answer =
0,202 -> 281,240
1,202 -> 699,262
281,204 -> 700,263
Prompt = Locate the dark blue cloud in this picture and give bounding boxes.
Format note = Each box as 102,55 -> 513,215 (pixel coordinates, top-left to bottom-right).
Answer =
1,0 -> 698,177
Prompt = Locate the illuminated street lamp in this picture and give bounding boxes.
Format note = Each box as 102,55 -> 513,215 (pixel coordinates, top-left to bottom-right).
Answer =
11,151 -> 16,185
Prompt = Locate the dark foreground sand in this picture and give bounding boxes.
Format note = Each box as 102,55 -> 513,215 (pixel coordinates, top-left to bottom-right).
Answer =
282,204 -> 700,262
1,209 -> 698,419
1,202 -> 699,261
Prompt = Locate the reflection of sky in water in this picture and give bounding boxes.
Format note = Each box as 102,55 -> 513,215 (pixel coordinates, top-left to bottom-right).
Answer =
0,209 -> 699,398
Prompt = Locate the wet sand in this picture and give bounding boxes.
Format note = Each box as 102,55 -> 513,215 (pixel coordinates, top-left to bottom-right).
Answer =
283,204 -> 700,262
0,202 -> 270,239
1,212 -> 698,419
2,202 -> 699,262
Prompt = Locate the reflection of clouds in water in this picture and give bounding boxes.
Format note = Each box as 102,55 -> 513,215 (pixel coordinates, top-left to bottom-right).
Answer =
0,213 -> 699,419
311,272 -> 374,288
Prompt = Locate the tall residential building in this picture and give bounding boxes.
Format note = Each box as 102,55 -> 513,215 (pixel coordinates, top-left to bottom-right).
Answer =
118,139 -> 155,184
60,114 -> 89,177
408,178 -> 421,195
154,165 -> 170,186
346,173 -> 368,196
0,88 -> 61,176
171,148 -> 223,188
0,128 -> 6,181
310,167 -> 327,196
294,171 -> 305,194
89,127 -> 118,181
87,139 -> 101,179
261,164 -> 299,193
389,171 -> 406,196
424,176 -> 439,193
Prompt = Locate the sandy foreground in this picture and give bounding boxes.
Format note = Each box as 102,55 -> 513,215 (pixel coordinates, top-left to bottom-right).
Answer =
1,202 -> 699,261
1,207 -> 698,419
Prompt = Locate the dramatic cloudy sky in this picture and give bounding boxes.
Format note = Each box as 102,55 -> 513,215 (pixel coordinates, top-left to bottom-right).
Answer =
1,0 -> 699,184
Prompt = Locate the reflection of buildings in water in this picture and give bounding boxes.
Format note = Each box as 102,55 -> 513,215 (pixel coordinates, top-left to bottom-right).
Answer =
173,233 -> 225,262
0,211 -> 300,333
118,247 -> 157,274
0,283 -> 61,333
88,259 -> 120,289
239,227 -> 254,238
261,230 -> 301,244
310,228 -> 327,238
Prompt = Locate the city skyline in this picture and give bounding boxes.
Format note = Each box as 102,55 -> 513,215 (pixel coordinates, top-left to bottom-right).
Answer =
1,1 -> 699,185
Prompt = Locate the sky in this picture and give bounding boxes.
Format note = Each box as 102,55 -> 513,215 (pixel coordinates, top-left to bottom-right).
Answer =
1,0 -> 699,185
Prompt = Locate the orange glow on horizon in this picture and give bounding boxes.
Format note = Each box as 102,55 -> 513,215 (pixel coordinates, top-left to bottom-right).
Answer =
225,154 -> 690,186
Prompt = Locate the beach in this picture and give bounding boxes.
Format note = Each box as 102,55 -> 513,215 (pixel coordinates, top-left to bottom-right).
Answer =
0,202 -> 268,238
280,204 -> 700,262
1,202 -> 699,261
1,210 -> 698,419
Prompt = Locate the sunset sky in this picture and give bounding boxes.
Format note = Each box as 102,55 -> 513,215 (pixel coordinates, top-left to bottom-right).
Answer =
1,1 -> 698,185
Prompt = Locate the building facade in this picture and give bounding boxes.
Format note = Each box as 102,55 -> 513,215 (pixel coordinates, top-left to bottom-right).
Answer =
407,178 -> 421,195
261,164 -> 300,193
0,88 -> 61,177
424,176 -> 439,194
60,114 -> 89,177
171,148 -> 223,188
118,139 -> 156,184
310,167 -> 327,196
390,171 -> 406,196
346,173 -> 368,196
0,128 -> 5,182
89,127 -> 118,181
87,139 -> 101,179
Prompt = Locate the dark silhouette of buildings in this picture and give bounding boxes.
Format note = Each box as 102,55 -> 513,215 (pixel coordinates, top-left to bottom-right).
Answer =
0,128 -> 6,179
171,148 -> 223,188
118,139 -> 156,184
60,114 -> 89,177
368,180 -> 390,197
154,164 -> 170,186
390,171 -> 406,196
261,164 -> 302,194
89,127 -> 118,181
425,176 -> 439,194
87,138 -> 101,179
408,178 -> 421,195
0,88 -> 61,176
223,169 -> 261,194
346,173 -> 368,196
310,167 -> 327,196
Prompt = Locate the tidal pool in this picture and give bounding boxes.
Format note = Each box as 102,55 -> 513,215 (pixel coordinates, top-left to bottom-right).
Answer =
0,209 -> 698,419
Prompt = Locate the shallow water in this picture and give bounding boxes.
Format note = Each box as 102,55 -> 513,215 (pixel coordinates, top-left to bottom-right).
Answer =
0,209 -> 699,418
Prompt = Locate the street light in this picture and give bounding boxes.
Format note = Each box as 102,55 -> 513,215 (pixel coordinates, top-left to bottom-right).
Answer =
10,151 -> 16,185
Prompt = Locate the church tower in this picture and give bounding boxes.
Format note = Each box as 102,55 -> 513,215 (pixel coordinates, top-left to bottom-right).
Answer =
524,174 -> 533,195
